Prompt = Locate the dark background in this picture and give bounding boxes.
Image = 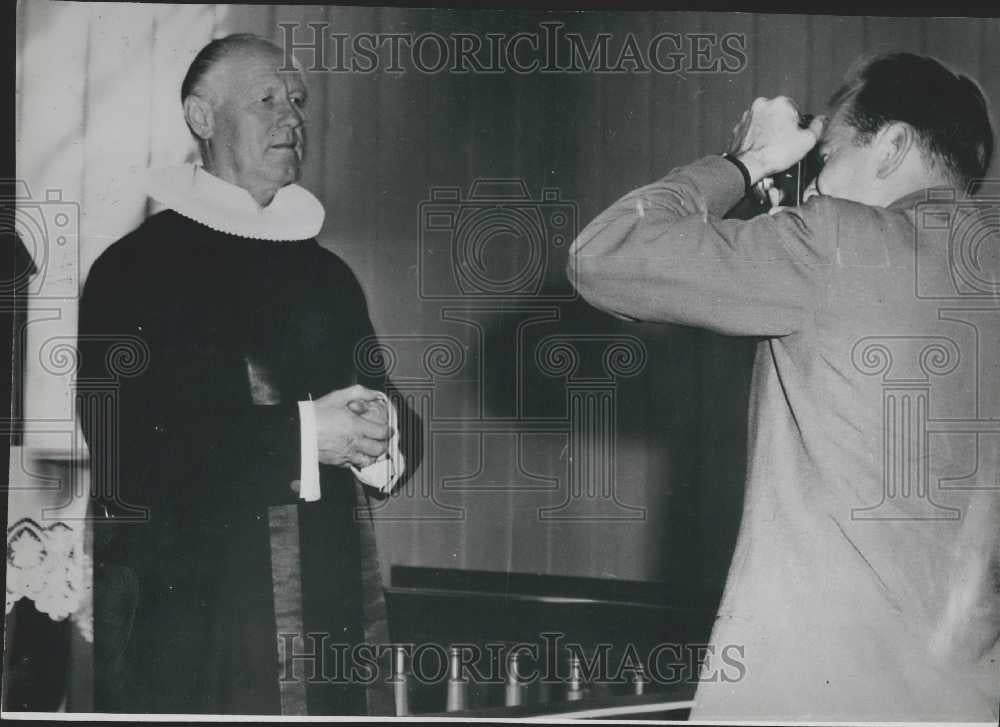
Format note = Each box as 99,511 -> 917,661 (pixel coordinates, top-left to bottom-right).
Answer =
13,5 -> 1000,598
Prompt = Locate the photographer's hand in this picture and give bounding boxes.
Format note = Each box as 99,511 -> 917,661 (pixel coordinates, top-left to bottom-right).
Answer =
728,97 -> 825,185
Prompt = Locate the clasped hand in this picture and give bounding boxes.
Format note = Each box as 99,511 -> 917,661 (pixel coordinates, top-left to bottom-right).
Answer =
314,384 -> 392,469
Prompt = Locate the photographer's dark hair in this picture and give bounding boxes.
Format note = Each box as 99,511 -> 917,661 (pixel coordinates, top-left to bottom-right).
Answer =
829,52 -> 994,193
180,33 -> 279,102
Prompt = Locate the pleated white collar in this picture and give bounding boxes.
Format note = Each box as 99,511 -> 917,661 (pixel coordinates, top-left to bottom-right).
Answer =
147,164 -> 325,241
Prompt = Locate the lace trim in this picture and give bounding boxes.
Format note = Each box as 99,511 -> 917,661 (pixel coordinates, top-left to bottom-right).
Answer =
6,517 -> 93,642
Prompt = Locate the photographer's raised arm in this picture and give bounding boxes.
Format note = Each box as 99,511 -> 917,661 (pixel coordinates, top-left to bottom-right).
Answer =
567,154 -> 838,337
568,97 -> 837,336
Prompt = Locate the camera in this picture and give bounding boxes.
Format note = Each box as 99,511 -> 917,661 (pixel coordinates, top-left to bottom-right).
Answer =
1,181 -> 80,299
913,181 -> 1000,300
725,113 -> 823,221
418,179 -> 577,301
764,114 -> 823,208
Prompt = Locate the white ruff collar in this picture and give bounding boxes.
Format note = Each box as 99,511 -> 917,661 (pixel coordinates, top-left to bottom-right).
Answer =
146,164 -> 325,241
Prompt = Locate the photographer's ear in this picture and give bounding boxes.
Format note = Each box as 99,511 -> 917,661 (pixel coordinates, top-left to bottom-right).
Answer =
874,121 -> 916,180
183,94 -> 215,141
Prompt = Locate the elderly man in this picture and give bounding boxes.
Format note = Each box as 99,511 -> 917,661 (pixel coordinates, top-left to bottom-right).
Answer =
568,53 -> 999,720
78,34 -> 406,714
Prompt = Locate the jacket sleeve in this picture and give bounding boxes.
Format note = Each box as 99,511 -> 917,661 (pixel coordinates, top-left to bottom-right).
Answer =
567,155 -> 839,337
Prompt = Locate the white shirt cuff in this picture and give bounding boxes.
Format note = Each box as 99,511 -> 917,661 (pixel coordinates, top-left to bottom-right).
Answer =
297,400 -> 322,502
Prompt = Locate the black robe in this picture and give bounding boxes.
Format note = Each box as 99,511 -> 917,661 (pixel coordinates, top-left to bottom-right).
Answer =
78,210 -> 399,715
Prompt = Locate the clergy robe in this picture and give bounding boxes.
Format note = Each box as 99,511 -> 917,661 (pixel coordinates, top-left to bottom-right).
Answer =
78,208 -> 398,715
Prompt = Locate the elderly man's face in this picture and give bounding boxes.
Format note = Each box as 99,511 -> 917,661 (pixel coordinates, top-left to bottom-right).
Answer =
203,45 -> 308,202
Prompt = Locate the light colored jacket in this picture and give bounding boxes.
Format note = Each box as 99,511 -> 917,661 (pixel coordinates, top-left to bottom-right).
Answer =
568,155 -> 1000,721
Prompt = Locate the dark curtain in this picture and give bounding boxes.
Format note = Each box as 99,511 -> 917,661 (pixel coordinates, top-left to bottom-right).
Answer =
10,6 -> 999,712
273,9 -> 998,593
14,3 -> 1000,596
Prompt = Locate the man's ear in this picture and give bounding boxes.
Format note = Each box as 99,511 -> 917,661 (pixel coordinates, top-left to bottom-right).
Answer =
183,94 -> 215,141
874,122 -> 915,180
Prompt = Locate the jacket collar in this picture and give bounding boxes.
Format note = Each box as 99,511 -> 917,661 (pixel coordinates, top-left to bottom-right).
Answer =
147,164 -> 325,241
